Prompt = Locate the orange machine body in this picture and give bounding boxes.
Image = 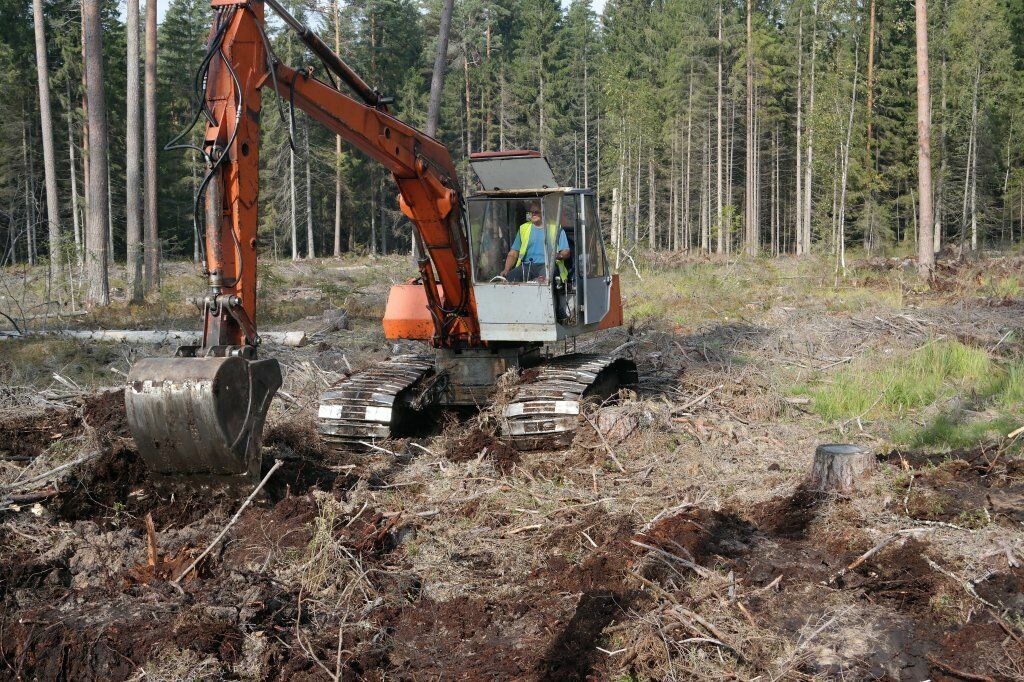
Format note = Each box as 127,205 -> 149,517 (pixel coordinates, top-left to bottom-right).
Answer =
383,276 -> 626,341
199,0 -> 624,353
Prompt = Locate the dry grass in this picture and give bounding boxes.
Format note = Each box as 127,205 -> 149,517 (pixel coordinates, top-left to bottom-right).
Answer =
4,251 -> 1024,679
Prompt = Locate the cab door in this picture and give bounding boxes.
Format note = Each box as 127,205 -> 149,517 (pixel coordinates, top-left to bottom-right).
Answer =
576,194 -> 611,325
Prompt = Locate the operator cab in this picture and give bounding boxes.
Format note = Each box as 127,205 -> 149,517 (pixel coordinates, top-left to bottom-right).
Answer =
466,151 -> 621,342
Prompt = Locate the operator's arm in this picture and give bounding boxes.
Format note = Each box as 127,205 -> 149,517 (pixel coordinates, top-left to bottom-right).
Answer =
556,230 -> 570,261
500,232 -> 523,277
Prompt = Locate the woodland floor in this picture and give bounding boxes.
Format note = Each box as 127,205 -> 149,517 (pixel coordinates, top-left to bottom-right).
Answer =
0,251 -> 1023,680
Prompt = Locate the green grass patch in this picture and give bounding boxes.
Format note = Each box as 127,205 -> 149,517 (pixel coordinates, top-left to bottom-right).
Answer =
801,341 -> 1024,450
896,413 -> 1018,450
806,340 -> 993,422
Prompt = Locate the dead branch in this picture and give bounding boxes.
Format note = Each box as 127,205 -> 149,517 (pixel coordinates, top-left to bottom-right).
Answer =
630,540 -> 716,579
669,606 -> 746,663
825,528 -> 930,586
2,450 -> 100,492
144,513 -> 158,566
672,384 -> 723,414
922,555 -> 998,609
174,460 -> 283,584
925,655 -> 995,682
583,414 -> 626,473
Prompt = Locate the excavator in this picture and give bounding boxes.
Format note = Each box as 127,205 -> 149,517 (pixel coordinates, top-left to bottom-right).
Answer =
124,0 -> 637,486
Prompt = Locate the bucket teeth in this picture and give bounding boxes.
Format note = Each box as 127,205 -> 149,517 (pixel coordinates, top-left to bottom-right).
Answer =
502,354 -> 638,451
317,355 -> 434,451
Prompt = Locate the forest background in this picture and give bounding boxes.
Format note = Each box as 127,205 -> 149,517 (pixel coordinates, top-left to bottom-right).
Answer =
2,0 -> 1023,303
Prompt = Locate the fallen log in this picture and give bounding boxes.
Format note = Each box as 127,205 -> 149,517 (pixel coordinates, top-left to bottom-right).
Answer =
0,329 -> 307,347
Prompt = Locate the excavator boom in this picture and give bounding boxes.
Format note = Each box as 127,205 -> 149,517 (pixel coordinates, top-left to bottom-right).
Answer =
125,0 -> 481,484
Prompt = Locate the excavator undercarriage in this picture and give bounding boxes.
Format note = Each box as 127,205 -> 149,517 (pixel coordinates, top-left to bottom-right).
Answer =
318,350 -> 637,452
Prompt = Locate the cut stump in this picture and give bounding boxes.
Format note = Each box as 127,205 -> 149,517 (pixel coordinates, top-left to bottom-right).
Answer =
809,444 -> 876,494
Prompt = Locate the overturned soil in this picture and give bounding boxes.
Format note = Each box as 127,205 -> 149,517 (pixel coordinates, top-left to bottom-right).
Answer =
4,256 -> 1024,681
445,426 -> 521,474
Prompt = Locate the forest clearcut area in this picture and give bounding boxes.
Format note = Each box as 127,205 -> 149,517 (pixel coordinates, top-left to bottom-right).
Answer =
1,253 -> 1023,680
3,0 -> 1024,677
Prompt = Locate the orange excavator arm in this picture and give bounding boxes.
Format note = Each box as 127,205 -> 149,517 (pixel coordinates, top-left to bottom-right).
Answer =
124,0 -> 480,486
200,0 -> 479,352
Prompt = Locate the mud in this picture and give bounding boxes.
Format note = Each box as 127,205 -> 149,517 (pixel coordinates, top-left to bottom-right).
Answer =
80,389 -> 131,443
445,427 -> 521,473
886,446 -> 1024,524
0,406 -> 81,460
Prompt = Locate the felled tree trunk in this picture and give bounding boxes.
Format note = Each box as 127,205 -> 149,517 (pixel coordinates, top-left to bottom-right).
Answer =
809,444 -> 876,494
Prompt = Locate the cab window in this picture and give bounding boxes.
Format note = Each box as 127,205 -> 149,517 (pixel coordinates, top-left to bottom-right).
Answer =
468,198 -> 550,282
578,194 -> 607,278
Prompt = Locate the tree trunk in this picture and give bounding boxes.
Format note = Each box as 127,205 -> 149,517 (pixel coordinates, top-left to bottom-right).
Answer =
803,4 -> 817,256
915,0 -> 935,277
80,12 -> 89,243
32,0 -> 61,286
702,113 -> 710,251
727,96 -> 736,254
305,125 -> 314,259
290,146 -> 298,260
126,0 -> 143,303
795,10 -> 803,255
583,57 -> 589,188
463,43 -> 472,156
144,0 -> 158,289
837,50 -> 860,277
82,0 -> 110,307
866,0 -> 876,155
745,0 -> 755,256
23,127 -> 35,266
369,172 -> 377,255
67,101 -> 82,265
809,444 -> 876,493
683,71 -> 693,252
936,32 -> 947,254
333,0 -> 343,257
647,156 -> 656,249
425,0 -> 455,137
969,64 -> 980,251
716,0 -> 724,255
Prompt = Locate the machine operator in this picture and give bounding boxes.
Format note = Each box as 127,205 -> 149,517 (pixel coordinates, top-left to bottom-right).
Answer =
499,202 -> 570,283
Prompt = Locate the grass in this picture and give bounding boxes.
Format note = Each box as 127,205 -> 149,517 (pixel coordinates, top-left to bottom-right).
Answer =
797,339 -> 1024,449
799,340 -> 993,422
621,253 -> 906,326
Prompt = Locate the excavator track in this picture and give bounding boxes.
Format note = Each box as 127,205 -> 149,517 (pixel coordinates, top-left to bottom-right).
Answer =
503,353 -> 638,450
317,355 -> 436,451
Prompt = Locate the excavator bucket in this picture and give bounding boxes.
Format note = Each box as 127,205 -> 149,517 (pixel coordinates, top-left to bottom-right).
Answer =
125,356 -> 282,484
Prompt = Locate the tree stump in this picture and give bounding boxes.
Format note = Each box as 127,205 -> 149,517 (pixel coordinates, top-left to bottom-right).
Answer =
808,444 -> 876,493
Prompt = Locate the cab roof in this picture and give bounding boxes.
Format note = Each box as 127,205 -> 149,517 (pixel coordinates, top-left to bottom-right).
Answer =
468,150 -> 559,191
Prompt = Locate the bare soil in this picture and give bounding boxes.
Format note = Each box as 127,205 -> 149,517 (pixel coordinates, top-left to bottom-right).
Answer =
2,255 -> 1023,680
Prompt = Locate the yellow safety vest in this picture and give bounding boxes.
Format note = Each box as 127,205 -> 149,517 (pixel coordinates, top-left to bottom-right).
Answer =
516,222 -> 569,280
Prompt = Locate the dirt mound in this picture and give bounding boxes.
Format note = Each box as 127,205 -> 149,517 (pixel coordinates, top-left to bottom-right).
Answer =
844,539 -> 942,614
886,447 -> 1024,525
390,590 -> 629,681
55,441 -> 148,522
445,427 -> 521,473
222,494 -> 319,568
746,483 -> 824,538
0,406 -> 81,460
80,389 -> 130,442
0,603 -> 244,680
